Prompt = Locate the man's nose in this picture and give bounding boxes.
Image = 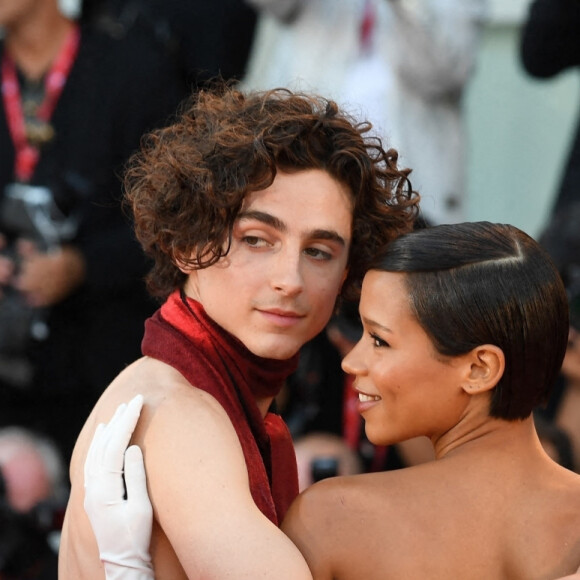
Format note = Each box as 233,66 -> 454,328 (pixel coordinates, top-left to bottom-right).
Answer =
270,250 -> 304,297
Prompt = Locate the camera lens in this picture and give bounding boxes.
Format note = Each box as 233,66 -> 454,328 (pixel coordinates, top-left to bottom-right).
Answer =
310,457 -> 339,482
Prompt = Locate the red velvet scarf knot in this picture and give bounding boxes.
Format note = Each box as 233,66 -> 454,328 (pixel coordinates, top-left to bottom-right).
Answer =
141,290 -> 300,525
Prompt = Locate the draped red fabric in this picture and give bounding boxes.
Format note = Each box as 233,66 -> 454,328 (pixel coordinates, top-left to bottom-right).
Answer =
141,290 -> 300,525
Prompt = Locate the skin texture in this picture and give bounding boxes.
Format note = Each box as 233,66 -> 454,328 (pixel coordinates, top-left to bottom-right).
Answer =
183,170 -> 351,363
59,169 -> 351,580
281,272 -> 580,579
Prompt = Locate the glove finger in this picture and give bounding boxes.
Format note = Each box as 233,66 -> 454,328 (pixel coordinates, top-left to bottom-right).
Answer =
124,445 -> 153,522
89,401 -> 128,478
101,395 -> 144,473
84,408 -> 129,504
84,422 -> 105,482
84,418 -> 121,512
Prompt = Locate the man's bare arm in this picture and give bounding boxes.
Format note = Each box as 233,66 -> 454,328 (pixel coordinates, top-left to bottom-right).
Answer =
85,393 -> 313,579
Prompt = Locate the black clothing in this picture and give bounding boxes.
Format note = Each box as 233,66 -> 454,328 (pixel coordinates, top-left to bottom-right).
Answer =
0,21 -> 185,461
520,0 -> 580,213
82,0 -> 258,89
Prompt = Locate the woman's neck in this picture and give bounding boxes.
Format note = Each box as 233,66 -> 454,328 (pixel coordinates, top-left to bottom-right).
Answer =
433,412 -> 541,463
4,8 -> 75,80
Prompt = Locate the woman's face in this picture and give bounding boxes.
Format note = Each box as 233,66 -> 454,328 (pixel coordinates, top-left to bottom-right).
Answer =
341,270 -> 471,446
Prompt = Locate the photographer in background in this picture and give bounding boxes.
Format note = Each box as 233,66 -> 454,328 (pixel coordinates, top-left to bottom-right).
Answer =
0,0 -> 185,462
0,427 -> 68,580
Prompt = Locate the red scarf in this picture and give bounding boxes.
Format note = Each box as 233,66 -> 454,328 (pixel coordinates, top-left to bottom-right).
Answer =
141,290 -> 300,525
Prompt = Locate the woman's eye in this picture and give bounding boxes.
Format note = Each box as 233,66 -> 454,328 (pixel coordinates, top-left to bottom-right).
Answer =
371,333 -> 389,348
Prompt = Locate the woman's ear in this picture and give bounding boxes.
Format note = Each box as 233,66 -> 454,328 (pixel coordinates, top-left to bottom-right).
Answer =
460,345 -> 505,395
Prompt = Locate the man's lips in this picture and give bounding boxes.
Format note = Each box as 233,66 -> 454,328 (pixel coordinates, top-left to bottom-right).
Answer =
257,308 -> 306,327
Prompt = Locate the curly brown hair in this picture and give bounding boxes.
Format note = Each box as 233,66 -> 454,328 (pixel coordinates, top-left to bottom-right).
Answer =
124,85 -> 420,300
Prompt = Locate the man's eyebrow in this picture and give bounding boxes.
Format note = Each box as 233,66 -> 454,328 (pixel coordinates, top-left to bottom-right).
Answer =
238,210 -> 346,246
309,229 -> 346,247
238,210 -> 286,232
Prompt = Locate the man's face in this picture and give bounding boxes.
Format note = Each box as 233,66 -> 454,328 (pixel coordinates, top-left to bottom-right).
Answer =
184,169 -> 352,360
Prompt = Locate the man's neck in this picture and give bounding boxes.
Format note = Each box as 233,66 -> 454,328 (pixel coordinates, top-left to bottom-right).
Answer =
4,7 -> 75,81
256,396 -> 275,419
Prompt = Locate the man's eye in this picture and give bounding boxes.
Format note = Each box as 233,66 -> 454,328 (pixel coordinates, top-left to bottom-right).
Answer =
243,236 -> 266,247
304,247 -> 331,260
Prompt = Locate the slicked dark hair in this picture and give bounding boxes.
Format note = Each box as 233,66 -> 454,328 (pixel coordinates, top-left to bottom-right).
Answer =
372,221 -> 569,420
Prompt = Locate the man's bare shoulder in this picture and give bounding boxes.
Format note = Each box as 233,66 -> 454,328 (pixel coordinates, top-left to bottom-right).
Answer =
63,355 -> 272,579
69,356 -> 230,478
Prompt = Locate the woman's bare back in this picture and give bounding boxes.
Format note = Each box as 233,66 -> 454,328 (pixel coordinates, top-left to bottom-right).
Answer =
283,434 -> 580,580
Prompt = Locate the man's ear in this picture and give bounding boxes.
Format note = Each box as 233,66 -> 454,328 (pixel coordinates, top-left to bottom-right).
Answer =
174,249 -> 202,274
460,345 -> 505,395
175,255 -> 192,275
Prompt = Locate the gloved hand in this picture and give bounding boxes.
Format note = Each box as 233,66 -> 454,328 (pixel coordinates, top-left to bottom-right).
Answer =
84,394 -> 155,580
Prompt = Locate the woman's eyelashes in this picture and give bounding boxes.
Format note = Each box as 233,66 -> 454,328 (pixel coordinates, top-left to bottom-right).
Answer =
370,333 -> 389,348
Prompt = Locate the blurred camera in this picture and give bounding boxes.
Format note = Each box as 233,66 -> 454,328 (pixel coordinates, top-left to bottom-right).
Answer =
0,182 -> 83,363
311,456 -> 339,482
1,183 -> 78,251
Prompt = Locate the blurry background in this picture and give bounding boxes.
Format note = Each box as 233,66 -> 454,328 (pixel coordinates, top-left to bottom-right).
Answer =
466,0 -> 578,237
56,0 -> 579,238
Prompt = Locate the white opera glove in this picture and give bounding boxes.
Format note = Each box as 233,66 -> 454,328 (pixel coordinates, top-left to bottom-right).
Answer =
84,394 -> 155,580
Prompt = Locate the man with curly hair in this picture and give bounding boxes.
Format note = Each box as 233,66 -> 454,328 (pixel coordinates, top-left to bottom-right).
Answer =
58,85 -> 419,580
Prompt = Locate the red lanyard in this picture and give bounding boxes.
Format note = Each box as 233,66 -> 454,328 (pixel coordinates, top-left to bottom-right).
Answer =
1,24 -> 81,182
360,0 -> 376,53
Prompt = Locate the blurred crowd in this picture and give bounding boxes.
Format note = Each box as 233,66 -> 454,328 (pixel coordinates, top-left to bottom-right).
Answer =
1,0 -> 580,577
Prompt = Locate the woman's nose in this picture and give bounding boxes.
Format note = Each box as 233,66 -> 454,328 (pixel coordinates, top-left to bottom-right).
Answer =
341,340 -> 366,376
